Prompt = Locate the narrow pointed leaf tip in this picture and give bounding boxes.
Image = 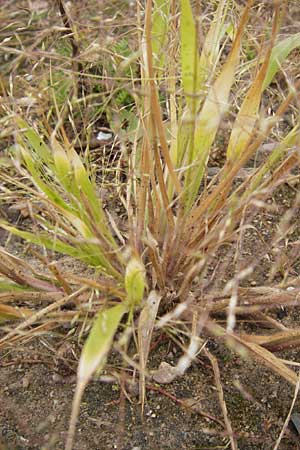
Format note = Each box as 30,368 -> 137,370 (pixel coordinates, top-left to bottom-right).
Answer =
263,32 -> 300,90
125,257 -> 146,307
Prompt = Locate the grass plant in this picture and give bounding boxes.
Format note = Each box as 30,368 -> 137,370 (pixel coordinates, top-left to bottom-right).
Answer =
1,1 -> 300,449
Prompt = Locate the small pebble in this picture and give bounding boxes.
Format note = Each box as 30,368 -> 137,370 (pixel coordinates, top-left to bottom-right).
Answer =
52,373 -> 61,383
96,131 -> 113,142
22,377 -> 30,389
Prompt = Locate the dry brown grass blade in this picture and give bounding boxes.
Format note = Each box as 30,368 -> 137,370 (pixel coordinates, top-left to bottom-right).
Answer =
144,232 -> 165,290
0,291 -> 64,304
144,0 -> 182,197
136,131 -> 152,248
0,321 -> 57,348
57,273 -> 126,299
273,371 -> 300,450
204,348 -> 237,450
0,287 -> 88,348
205,320 -> 298,386
137,104 -> 173,240
138,291 -> 161,411
183,286 -> 300,315
181,148 -> 299,265
142,0 -> 180,234
0,304 -> 32,321
186,83 -> 300,248
53,0 -> 80,98
0,248 -> 63,292
28,249 -> 73,294
263,150 -> 300,187
151,126 -> 175,231
251,312 -> 289,331
196,7 -> 282,236
226,1 -> 280,165
239,329 -> 300,352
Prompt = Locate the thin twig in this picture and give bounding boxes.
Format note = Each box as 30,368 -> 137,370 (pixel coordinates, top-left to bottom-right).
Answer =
145,383 -> 224,427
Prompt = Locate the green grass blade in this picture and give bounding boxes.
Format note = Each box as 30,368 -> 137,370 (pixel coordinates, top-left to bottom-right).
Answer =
125,257 -> 146,308
242,125 -> 299,198
152,0 -> 170,73
138,290 -> 161,409
198,0 -> 228,89
226,54 -> 271,162
70,147 -> 116,245
15,120 -> 119,258
263,32 -> 300,90
16,118 -> 53,166
52,138 -> 75,194
180,0 -> 228,113
0,224 -> 121,278
180,0 -> 199,109
79,302 -> 128,382
66,302 -> 128,450
0,280 -> 30,292
19,146 -> 75,213
226,6 -> 279,163
183,2 -> 252,210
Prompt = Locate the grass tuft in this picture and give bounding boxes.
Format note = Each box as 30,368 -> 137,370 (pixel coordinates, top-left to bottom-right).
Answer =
0,1 -> 300,448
